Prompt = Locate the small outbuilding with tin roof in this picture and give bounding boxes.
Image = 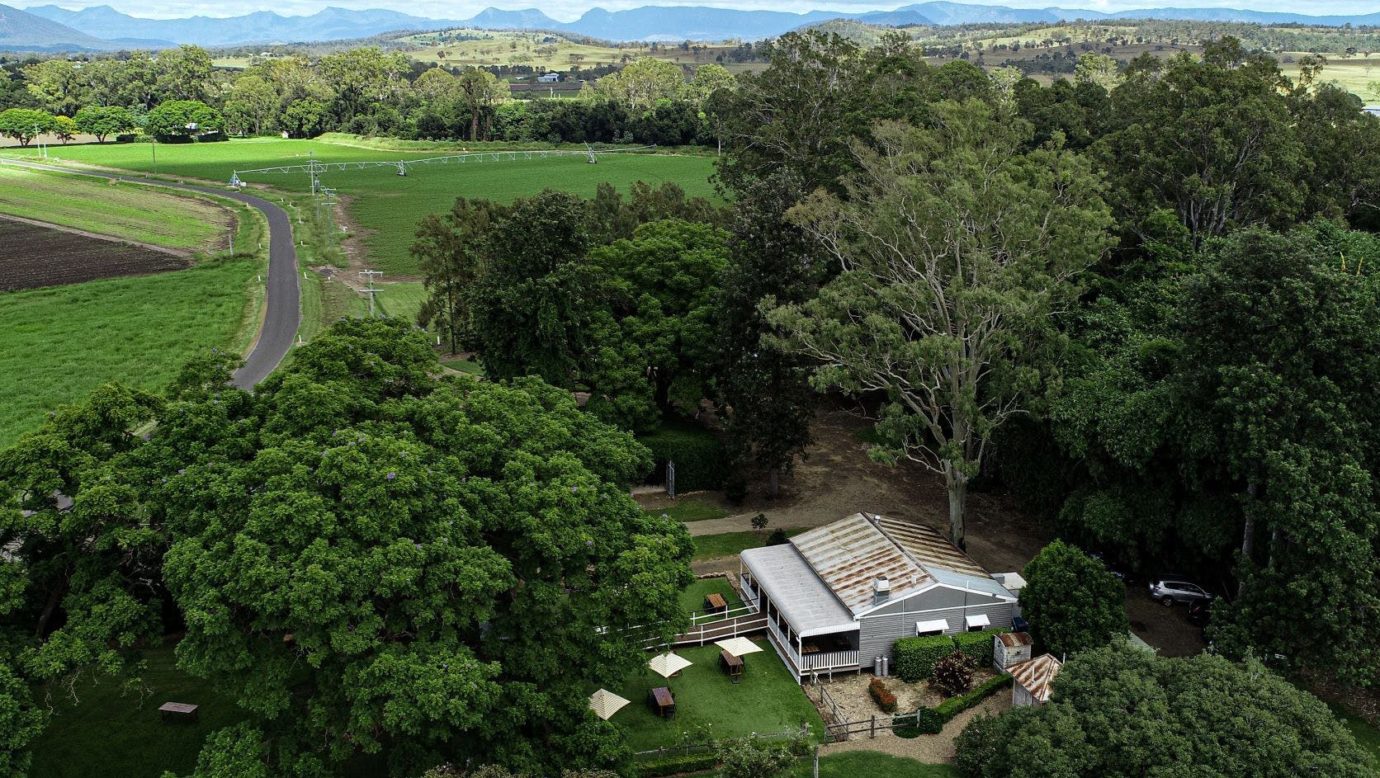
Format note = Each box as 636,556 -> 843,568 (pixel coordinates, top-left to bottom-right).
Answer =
1009,653 -> 1062,706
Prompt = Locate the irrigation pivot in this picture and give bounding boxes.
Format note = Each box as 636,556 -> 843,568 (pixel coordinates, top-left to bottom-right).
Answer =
229,145 -> 658,194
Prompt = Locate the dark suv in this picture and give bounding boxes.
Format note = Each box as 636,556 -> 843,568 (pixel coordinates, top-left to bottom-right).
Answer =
1148,578 -> 1213,607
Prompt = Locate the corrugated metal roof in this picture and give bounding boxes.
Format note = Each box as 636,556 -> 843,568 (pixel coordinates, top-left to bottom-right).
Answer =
873,515 -> 1015,601
874,515 -> 987,576
998,631 -> 1034,648
789,513 -> 932,614
740,544 -> 858,637
1009,654 -> 1062,703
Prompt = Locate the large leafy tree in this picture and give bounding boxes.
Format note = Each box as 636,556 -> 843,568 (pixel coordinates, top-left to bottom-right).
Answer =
582,219 -> 729,430
148,319 -> 692,775
1019,540 -> 1128,657
768,101 -> 1112,546
0,383 -> 169,776
955,646 -> 1374,778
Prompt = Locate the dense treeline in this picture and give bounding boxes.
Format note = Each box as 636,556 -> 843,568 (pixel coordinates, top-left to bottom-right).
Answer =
0,45 -> 734,146
8,24 -> 1380,778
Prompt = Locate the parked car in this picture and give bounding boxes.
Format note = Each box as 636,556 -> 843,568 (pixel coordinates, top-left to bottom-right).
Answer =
1148,578 -> 1213,607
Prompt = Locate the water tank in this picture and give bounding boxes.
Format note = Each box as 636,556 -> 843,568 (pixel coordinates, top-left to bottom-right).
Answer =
880,656 -> 889,677
874,656 -> 883,675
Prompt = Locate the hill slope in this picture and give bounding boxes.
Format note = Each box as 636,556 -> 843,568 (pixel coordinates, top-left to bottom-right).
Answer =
0,2 -> 118,50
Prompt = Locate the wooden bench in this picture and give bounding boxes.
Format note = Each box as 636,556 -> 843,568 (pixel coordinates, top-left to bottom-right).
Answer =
649,686 -> 676,719
704,592 -> 728,614
719,650 -> 744,683
159,702 -> 199,723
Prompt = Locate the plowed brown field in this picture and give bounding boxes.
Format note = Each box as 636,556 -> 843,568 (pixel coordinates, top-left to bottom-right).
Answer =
1,219 -> 189,291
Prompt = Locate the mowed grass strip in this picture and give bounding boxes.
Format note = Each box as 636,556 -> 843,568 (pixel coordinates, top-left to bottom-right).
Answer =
1,138 -> 718,276
0,165 -> 229,251
0,258 -> 258,447
692,529 -> 806,563
613,640 -> 823,752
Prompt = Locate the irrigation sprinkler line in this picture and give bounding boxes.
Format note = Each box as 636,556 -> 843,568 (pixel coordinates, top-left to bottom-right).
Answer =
229,144 -> 658,181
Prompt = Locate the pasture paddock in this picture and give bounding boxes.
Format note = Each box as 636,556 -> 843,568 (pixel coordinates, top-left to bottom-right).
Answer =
0,137 -> 718,276
0,165 -> 231,252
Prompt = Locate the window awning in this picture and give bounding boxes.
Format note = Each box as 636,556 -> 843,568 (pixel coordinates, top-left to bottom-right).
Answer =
965,613 -> 991,629
916,618 -> 948,635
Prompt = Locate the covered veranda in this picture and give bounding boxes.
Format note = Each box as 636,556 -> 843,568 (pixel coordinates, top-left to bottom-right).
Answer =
740,544 -> 861,680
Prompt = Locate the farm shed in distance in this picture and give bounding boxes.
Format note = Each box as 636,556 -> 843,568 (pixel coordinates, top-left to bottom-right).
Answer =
739,512 -> 1017,682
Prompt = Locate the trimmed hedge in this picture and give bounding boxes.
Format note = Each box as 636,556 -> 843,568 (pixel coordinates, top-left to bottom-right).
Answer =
893,634 -> 956,682
935,673 -> 1013,719
897,673 -> 1014,738
639,422 -> 730,492
869,677 -> 898,713
636,752 -> 718,777
953,628 -> 1010,668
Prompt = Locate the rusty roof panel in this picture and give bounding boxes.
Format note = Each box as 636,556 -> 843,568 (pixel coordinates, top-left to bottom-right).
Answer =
789,513 -> 931,614
1009,654 -> 1062,703
873,515 -> 989,577
998,631 -> 1034,648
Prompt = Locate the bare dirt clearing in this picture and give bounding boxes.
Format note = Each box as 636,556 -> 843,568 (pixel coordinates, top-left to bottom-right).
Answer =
1,219 -> 189,291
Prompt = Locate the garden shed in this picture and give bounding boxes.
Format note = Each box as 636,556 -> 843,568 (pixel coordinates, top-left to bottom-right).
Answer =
1009,653 -> 1062,706
739,513 -> 1017,682
993,631 -> 1033,672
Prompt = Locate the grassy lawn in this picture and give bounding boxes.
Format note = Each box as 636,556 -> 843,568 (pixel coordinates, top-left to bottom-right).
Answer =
376,280 -> 427,321
692,529 -> 805,563
789,753 -> 959,778
0,165 -> 229,251
678,577 -> 743,615
643,497 -> 730,523
1,137 -> 717,276
611,640 -> 823,752
1329,703 -> 1380,767
441,355 -> 485,375
28,646 -> 246,778
0,258 -> 259,448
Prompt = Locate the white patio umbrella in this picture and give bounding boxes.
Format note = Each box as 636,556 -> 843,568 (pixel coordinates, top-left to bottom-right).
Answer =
648,651 -> 693,678
715,637 -> 764,658
588,688 -> 631,721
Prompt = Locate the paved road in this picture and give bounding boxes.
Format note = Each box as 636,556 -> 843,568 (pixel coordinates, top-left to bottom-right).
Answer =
0,158 -> 300,388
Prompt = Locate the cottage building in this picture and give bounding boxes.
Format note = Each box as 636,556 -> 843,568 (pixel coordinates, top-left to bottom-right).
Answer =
739,512 -> 1017,682
537,72 -> 561,83
1009,653 -> 1062,706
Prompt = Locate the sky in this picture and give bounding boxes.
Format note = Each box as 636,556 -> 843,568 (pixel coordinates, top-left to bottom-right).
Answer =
10,0 -> 1379,22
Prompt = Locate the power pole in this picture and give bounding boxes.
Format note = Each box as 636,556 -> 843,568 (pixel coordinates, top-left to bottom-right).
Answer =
359,270 -> 382,317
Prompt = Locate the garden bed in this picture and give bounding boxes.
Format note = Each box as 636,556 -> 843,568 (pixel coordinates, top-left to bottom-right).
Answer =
812,670 -> 1000,738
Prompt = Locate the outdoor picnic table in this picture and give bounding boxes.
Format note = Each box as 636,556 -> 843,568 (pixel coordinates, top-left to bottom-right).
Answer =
159,702 -> 199,722
704,592 -> 728,613
649,686 -> 676,718
719,650 -> 744,682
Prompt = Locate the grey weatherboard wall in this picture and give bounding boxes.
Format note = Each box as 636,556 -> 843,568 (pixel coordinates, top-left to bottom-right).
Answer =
856,586 -> 1013,669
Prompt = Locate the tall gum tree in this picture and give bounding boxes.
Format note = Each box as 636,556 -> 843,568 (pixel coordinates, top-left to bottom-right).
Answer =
767,100 -> 1112,546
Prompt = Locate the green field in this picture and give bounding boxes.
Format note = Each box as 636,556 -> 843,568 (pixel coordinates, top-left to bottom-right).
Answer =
28,646 -> 246,778
692,529 -> 805,563
375,280 -> 427,322
0,258 -> 259,447
0,137 -> 718,276
613,639 -> 823,752
643,497 -> 731,524
0,165 -> 229,251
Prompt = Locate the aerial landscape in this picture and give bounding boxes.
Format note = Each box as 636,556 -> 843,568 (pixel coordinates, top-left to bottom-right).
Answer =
4,0 -> 1380,776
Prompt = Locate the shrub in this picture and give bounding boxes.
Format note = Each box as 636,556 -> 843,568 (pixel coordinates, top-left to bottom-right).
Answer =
935,674 -> 1012,719
635,753 -> 718,777
953,628 -> 1008,668
869,677 -> 898,713
930,651 -> 976,697
639,422 -> 730,492
1020,539 -> 1128,656
913,707 -> 945,735
766,528 -> 789,546
893,634 -> 956,682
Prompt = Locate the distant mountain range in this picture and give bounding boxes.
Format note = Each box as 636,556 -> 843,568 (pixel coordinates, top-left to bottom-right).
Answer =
7,1 -> 1380,52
